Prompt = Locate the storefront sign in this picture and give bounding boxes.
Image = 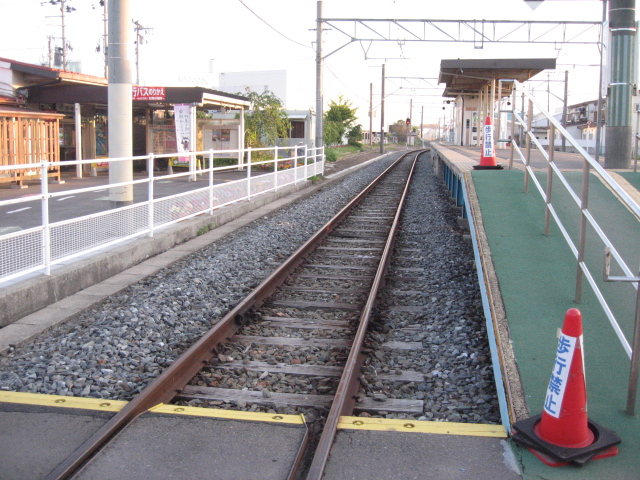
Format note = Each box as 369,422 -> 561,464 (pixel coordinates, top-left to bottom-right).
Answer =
132,86 -> 166,101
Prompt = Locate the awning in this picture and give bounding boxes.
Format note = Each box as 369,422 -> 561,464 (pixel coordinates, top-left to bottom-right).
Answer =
438,58 -> 556,98
21,85 -> 251,110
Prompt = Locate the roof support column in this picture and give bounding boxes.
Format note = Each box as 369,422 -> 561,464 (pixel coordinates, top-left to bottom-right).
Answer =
108,0 -> 133,206
605,0 -> 636,169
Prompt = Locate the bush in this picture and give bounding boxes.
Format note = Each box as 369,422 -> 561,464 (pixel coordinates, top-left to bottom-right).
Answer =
325,149 -> 338,162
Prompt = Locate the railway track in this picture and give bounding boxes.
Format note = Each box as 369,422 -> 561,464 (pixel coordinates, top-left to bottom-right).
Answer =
37,148 -> 499,480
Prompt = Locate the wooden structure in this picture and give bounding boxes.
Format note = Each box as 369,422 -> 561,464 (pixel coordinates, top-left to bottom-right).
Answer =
0,107 -> 63,186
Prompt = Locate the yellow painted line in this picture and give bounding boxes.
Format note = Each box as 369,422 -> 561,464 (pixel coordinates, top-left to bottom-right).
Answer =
150,404 -> 306,425
0,391 -> 127,412
337,416 -> 507,438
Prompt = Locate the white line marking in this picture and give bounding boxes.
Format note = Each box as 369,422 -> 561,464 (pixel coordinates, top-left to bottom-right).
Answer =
57,196 -> 76,201
6,207 -> 31,214
94,189 -> 107,192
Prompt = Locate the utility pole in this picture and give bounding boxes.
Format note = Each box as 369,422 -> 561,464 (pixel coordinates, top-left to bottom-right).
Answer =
133,20 -> 152,85
60,0 -> 67,69
605,0 -> 636,168
315,1 -> 324,149
103,0 -> 108,78
108,0 -> 133,207
369,83 -> 373,146
47,36 -> 54,68
380,63 -> 385,154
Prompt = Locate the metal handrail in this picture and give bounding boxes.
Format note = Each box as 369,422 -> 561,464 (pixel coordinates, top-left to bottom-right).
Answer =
508,85 -> 640,415
0,144 -> 324,285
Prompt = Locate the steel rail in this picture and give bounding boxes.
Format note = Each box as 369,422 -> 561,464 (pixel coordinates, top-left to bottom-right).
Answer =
305,151 -> 422,480
45,152 -> 410,480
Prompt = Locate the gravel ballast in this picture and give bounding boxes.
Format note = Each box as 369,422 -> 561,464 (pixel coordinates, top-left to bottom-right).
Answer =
0,154 -> 400,399
0,151 -> 500,426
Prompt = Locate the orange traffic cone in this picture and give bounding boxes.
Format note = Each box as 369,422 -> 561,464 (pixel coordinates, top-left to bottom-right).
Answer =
473,116 -> 503,170
511,308 -> 620,467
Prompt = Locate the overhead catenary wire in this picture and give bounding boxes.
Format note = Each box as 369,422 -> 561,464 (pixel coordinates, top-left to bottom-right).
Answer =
237,0 -> 313,50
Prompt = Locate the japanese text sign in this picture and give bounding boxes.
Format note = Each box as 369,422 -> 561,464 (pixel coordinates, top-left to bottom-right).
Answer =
543,333 -> 578,418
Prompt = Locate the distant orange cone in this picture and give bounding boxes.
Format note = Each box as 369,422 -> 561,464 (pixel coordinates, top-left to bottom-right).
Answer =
511,308 -> 620,467
473,116 -> 503,170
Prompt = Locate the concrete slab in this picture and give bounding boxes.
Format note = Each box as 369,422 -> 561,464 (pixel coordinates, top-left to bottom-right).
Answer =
323,429 -> 520,480
0,323 -> 44,352
72,411 -> 307,480
0,402 -> 116,480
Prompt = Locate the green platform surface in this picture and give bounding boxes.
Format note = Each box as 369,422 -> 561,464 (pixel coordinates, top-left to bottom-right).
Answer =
616,171 -> 640,192
472,169 -> 640,480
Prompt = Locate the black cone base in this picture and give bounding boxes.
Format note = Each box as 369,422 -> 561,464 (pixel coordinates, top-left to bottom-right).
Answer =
511,414 -> 621,466
473,164 -> 504,170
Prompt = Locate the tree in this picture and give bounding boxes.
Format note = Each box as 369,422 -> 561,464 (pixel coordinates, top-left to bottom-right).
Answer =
323,95 -> 362,146
346,124 -> 363,145
239,88 -> 289,150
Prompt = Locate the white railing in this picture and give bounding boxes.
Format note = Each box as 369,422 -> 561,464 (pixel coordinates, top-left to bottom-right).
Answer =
0,145 -> 324,285
506,84 -> 640,415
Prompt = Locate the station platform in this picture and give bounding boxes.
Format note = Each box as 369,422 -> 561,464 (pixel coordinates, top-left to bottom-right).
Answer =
430,142 -> 640,480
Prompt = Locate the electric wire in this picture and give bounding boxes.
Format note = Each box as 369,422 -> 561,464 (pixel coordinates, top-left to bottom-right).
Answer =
238,0 -> 312,50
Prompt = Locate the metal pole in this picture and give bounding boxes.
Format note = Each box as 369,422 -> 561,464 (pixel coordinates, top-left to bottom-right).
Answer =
604,0 -> 636,169
561,70 -> 569,152
74,103 -> 82,178
626,280 -> 640,415
497,81 -> 502,147
525,99 -> 533,193
41,162 -> 51,276
595,0 -> 607,163
147,153 -> 154,237
239,107 -> 245,170
545,125 -> 555,236
380,63 -> 385,154
575,154 -> 590,303
108,0 -> 134,207
369,83 -> 373,146
61,0 -> 67,70
635,110 -> 639,172
315,1 -> 324,149
247,149 -> 252,199
509,87 -> 516,169
420,106 -> 424,145
103,0 -> 108,78
208,150 -> 214,213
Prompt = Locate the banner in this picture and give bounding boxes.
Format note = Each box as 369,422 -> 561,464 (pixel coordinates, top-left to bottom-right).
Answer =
173,104 -> 193,166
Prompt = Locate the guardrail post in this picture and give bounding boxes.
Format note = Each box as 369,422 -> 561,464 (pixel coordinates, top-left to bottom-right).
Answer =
627,282 -> 640,415
524,99 -> 533,193
147,154 -> 155,237
208,149 -> 214,214
575,152 -> 591,303
247,149 -> 252,200
544,126 -> 555,236
274,147 -> 279,192
509,88 -> 516,170
41,162 -> 51,275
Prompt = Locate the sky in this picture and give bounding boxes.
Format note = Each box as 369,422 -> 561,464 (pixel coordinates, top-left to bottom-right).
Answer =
0,0 -> 621,126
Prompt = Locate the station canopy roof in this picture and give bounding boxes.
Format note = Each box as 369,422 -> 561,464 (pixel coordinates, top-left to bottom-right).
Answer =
3,57 -> 251,110
438,58 -> 556,98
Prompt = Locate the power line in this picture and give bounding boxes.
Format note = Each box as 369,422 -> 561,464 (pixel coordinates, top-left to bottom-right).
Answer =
237,0 -> 312,50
